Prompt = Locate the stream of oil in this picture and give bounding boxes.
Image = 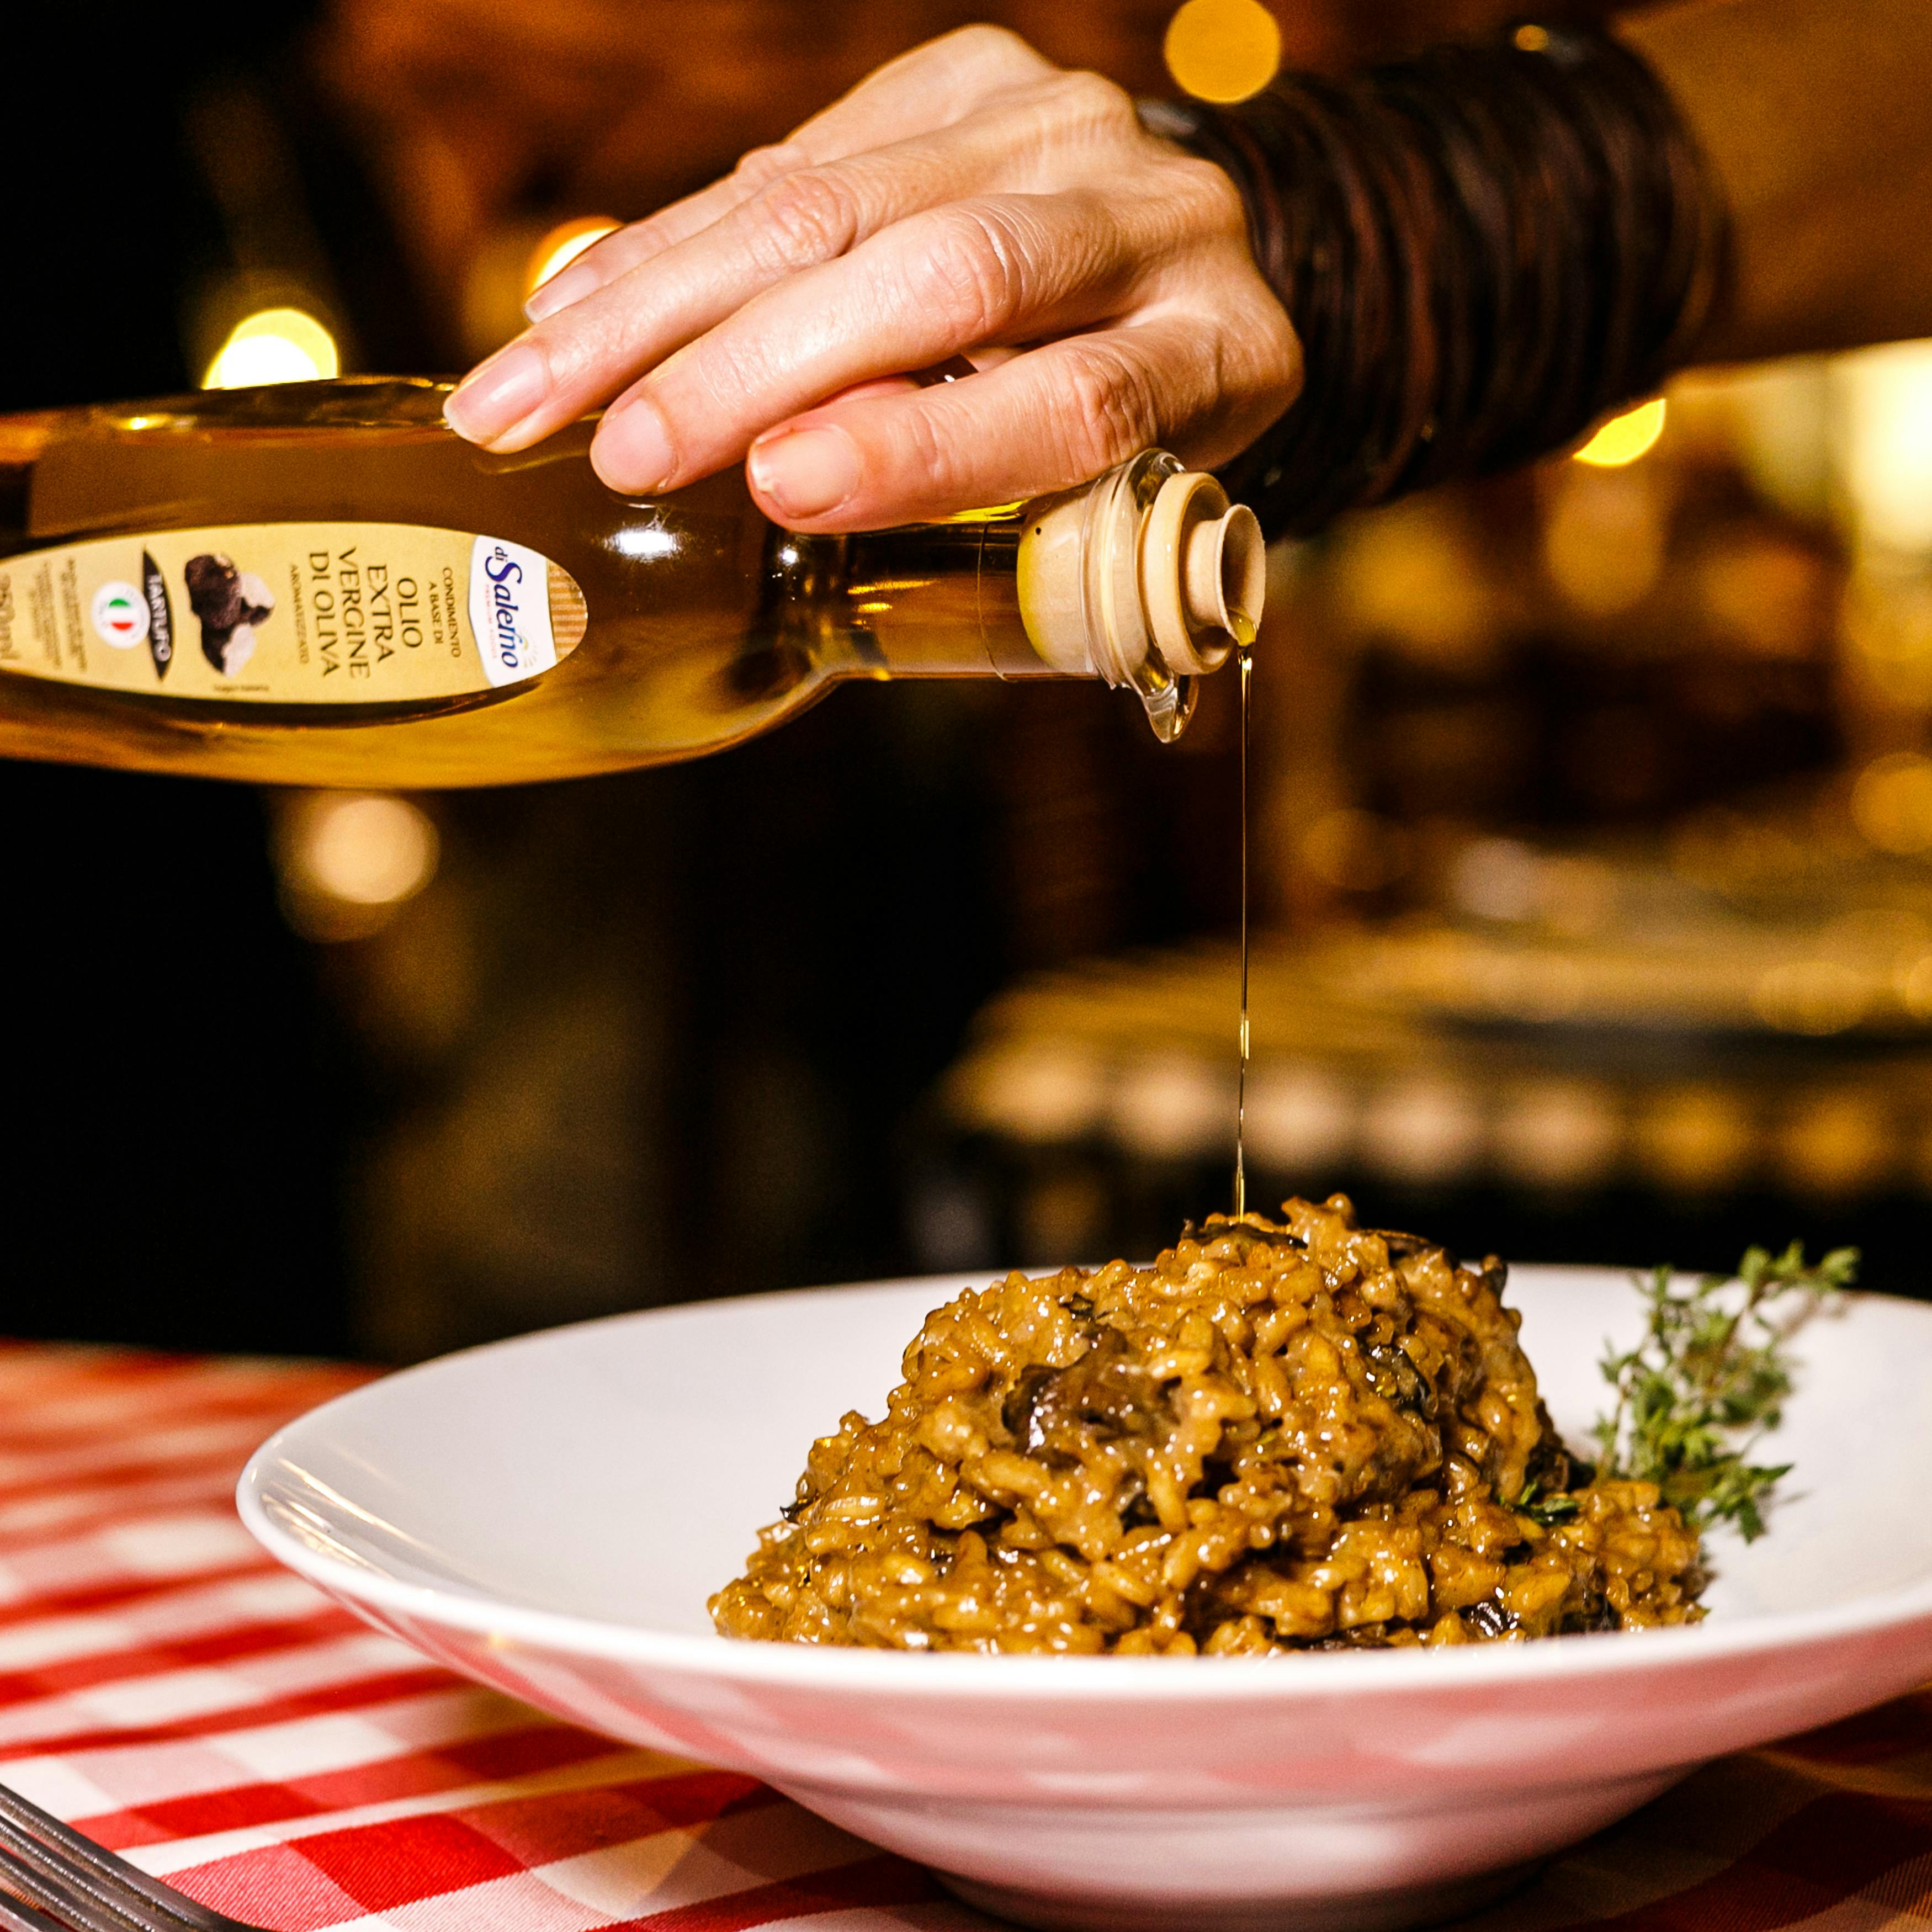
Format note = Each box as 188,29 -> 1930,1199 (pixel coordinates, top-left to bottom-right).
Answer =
1234,640 -> 1252,1219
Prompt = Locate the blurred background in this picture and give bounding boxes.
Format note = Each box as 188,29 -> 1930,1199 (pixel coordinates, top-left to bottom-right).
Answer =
8,0 -> 1932,1361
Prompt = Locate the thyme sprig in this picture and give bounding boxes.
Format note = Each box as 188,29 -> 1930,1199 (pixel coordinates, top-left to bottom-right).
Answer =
1511,1480 -> 1580,1528
1593,1241 -> 1857,1541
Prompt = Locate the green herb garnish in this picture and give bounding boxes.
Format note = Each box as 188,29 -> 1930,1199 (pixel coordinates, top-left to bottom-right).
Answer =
1511,1479 -> 1580,1527
1593,1241 -> 1857,1541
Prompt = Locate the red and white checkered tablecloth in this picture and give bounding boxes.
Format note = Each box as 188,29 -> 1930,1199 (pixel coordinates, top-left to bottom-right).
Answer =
0,1344 -> 1925,1932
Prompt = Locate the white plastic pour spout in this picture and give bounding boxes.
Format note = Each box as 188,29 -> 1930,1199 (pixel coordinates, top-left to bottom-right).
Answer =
1017,450 -> 1265,739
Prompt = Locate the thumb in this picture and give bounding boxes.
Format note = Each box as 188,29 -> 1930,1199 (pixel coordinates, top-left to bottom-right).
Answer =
744,323 -> 1213,530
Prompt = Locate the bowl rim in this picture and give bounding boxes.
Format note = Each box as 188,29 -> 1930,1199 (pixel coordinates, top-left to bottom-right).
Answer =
238,1269 -> 1932,1700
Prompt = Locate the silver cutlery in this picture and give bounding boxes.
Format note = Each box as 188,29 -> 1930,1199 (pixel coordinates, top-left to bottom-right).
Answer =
0,1778 -> 254,1932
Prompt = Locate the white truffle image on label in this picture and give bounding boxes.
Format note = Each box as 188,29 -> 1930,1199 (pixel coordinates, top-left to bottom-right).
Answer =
184,554 -> 277,677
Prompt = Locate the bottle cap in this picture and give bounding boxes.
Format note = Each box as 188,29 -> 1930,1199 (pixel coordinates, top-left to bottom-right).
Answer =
1017,452 -> 1264,740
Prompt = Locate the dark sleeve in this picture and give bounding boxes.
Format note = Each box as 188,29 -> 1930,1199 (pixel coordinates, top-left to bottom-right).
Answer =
1143,23 -> 1728,540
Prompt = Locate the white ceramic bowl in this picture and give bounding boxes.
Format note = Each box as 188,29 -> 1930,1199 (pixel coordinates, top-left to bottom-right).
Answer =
239,1268 -> 1932,1932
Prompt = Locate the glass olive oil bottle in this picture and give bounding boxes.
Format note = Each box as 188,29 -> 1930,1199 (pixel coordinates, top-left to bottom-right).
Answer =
0,377 -> 1263,789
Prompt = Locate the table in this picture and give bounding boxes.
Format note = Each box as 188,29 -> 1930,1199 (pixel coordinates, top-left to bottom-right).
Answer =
1,1343 -> 1924,1932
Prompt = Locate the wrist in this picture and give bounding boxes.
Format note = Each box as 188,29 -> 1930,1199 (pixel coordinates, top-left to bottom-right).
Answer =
1149,22 -> 1730,537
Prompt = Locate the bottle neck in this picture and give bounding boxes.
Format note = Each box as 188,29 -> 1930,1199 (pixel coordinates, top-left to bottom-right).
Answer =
814,516 -> 1039,680
795,452 -> 1266,743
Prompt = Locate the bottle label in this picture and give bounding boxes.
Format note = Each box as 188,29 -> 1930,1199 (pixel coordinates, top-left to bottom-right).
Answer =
0,523 -> 577,704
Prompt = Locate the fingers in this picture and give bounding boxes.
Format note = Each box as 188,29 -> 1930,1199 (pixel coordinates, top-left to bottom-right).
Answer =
449,158 -> 937,452
440,23 -> 1301,539
736,314 -> 1295,530
827,21 -> 1061,132
586,193 -> 1136,493
451,98 -> 1113,454
525,25 -> 1055,322
523,145 -> 813,323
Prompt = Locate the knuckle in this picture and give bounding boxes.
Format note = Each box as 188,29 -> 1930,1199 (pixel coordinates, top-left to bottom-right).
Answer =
517,328 -> 582,410
1219,284 -> 1302,402
1170,153 -> 1250,243
1198,296 -> 1301,440
609,214 -> 660,256
751,167 -> 863,270
1259,300 -> 1303,399
937,23 -> 1050,79
912,205 -> 1028,339
670,335 -> 758,422
732,141 -> 809,193
1044,67 -> 1139,140
1057,341 -> 1161,473
896,405 -> 959,497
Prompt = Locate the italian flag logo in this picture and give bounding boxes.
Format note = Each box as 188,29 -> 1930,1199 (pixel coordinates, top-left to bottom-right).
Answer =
100,592 -> 139,638
91,580 -> 150,651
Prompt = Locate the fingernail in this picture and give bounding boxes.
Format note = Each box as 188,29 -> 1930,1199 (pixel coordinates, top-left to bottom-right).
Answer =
749,427 -> 861,519
524,265 -> 594,323
444,343 -> 547,444
593,396 -> 677,491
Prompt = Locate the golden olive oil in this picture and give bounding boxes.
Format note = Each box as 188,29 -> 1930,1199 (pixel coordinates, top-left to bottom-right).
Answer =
0,378 -> 1262,789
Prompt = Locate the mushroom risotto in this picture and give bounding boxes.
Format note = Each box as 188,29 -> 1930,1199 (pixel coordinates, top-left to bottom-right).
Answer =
710,1197 -> 1704,1653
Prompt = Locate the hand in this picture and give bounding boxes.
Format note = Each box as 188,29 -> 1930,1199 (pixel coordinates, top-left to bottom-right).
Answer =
441,25 -> 1301,530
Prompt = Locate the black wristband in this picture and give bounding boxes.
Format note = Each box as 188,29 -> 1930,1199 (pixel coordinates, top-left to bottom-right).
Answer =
1143,22 -> 1728,539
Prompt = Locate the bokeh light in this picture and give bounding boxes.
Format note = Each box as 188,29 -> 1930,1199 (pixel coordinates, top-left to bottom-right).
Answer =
274,793 -> 440,943
527,217 -> 621,298
1164,0 -> 1282,104
1543,464 -> 1666,613
1753,959 -> 1870,1036
300,794 -> 439,907
1574,397 -> 1668,468
1851,751 -> 1932,855
1834,339 -> 1932,551
1638,1086 -> 1751,1192
203,307 -> 339,389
